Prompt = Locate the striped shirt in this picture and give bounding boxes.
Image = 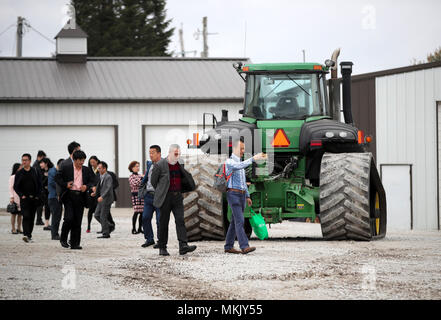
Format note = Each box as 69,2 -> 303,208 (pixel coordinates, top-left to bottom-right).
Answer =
226,153 -> 254,198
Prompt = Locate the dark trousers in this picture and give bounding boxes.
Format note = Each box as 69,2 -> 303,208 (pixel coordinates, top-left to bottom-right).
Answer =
60,192 -> 85,247
158,192 -> 187,249
36,200 -> 50,221
21,197 -> 38,238
94,201 -> 114,235
36,205 -> 43,222
48,198 -> 62,238
225,191 -> 249,250
87,198 -> 97,230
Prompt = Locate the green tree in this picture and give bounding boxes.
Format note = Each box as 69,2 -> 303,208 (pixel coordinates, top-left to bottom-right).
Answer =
71,0 -> 174,56
427,46 -> 441,63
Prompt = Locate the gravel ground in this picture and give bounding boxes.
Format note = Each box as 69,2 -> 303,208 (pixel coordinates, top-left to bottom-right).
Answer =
1,208 -> 440,300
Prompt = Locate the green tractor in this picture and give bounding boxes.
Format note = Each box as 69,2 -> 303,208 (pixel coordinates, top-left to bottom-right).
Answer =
184,53 -> 387,241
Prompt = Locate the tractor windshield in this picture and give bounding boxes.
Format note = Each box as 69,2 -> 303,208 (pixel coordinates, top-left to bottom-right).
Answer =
244,73 -> 329,120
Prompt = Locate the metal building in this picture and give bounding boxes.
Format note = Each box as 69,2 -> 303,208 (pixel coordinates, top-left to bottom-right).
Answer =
350,61 -> 441,231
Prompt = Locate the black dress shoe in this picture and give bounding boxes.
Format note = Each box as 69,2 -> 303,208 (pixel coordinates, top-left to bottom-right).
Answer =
141,240 -> 155,248
60,241 -> 69,248
52,235 -> 61,240
70,246 -> 82,250
36,220 -> 44,226
97,230 -> 103,234
153,243 -> 160,249
97,234 -> 110,239
43,226 -> 52,231
159,248 -> 170,256
179,245 -> 197,255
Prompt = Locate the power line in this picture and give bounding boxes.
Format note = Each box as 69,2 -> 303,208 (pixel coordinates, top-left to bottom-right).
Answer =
26,22 -> 55,44
0,23 -> 15,37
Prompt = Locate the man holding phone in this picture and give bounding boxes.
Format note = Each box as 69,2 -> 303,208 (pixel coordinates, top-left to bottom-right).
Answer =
55,149 -> 95,250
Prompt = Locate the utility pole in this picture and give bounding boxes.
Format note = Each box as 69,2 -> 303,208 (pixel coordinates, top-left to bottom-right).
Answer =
179,23 -> 185,57
201,17 -> 208,58
194,16 -> 218,58
16,16 -> 24,57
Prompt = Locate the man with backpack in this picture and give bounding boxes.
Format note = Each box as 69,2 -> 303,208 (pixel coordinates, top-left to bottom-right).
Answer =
92,161 -> 115,239
140,145 -> 162,248
223,138 -> 266,254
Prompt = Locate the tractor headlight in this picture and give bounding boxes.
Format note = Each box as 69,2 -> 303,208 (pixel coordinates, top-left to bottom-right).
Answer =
325,131 -> 335,138
339,131 -> 348,138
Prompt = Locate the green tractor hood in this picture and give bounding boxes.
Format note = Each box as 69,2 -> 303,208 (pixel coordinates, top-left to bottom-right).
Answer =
240,116 -> 331,152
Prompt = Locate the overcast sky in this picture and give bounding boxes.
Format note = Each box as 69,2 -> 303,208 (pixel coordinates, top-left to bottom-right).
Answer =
0,0 -> 440,75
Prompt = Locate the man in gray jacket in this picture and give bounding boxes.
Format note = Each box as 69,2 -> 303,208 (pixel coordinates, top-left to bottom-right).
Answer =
93,161 -> 115,239
151,144 -> 196,256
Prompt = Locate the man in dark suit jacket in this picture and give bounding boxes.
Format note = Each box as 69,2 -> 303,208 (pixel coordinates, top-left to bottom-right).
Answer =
93,161 -> 115,238
14,153 -> 43,243
151,144 -> 197,256
55,149 -> 95,250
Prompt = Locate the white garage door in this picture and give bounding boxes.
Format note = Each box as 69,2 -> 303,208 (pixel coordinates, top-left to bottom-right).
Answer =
144,125 -> 203,166
381,164 -> 412,230
0,126 -> 115,208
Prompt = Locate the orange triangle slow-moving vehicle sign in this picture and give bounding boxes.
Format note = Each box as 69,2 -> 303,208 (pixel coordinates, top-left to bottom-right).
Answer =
271,129 -> 290,147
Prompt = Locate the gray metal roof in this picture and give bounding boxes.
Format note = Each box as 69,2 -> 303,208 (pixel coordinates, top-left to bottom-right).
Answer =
0,57 -> 249,101
54,25 -> 88,39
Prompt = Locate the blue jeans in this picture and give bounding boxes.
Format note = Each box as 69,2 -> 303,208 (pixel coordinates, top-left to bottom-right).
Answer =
224,191 -> 249,250
142,193 -> 160,242
48,197 -> 61,239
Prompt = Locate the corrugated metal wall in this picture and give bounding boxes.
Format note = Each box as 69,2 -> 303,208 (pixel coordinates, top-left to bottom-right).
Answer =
376,67 -> 441,230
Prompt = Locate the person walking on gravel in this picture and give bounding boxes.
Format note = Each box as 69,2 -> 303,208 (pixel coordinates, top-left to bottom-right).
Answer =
13,154 -> 43,243
140,145 -> 162,248
8,163 -> 23,234
93,161 -> 115,239
224,138 -> 266,254
151,144 -> 196,256
55,150 -> 95,250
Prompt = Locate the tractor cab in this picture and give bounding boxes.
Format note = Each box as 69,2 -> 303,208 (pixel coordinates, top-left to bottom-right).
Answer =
241,63 -> 331,122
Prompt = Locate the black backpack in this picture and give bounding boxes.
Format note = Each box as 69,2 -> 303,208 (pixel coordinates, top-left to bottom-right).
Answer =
213,162 -> 232,192
108,171 -> 119,201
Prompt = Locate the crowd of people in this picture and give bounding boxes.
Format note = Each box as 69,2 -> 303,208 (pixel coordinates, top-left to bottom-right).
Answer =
8,138 -> 265,255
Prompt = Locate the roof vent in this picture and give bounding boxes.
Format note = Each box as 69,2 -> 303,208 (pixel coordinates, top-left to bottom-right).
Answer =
54,5 -> 87,63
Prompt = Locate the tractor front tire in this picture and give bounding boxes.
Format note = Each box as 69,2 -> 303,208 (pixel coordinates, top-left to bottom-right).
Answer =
319,152 -> 387,241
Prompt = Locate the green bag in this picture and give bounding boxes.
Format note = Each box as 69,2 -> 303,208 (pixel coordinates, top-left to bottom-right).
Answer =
249,208 -> 268,240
